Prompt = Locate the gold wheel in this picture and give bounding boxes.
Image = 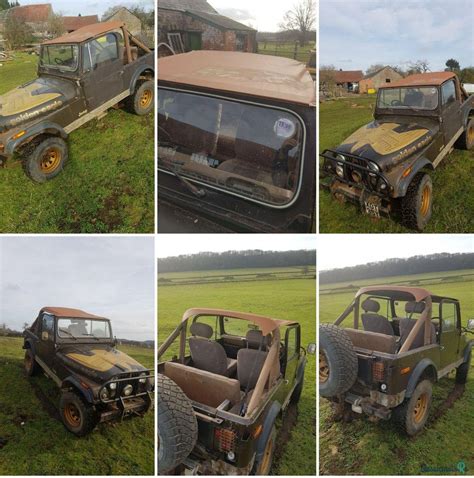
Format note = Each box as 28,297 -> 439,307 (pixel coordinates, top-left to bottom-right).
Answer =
468,125 -> 474,143
64,402 -> 81,427
420,184 -> 431,217
24,352 -> 32,372
413,392 -> 428,424
140,89 -> 153,108
319,350 -> 330,383
40,147 -> 62,173
258,430 -> 275,475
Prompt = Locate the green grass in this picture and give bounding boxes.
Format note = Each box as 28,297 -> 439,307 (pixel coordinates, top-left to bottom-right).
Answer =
158,268 -> 316,475
257,41 -> 314,63
319,272 -> 474,475
0,337 -> 154,475
0,53 -> 154,233
319,96 -> 474,233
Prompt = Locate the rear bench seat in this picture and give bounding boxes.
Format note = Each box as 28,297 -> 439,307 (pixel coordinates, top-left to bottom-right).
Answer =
163,361 -> 241,408
345,328 -> 397,354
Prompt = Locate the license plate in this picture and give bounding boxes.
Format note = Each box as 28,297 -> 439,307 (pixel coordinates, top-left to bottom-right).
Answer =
364,201 -> 380,218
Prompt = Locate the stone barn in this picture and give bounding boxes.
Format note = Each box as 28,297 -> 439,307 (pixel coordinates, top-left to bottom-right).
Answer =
6,3 -> 52,39
103,7 -> 142,36
359,66 -> 403,93
334,70 -> 364,92
158,0 -> 257,54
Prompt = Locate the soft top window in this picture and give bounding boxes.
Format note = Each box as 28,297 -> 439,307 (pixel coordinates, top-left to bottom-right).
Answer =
158,89 -> 304,207
57,318 -> 111,339
40,44 -> 79,71
377,86 -> 439,110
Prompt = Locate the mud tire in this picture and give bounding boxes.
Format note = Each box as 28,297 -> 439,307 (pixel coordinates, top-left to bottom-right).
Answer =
456,350 -> 472,385
23,136 -> 68,183
125,79 -> 154,116
319,324 -> 358,398
401,172 -> 432,231
393,379 -> 432,436
59,391 -> 98,436
24,349 -> 40,376
158,373 -> 197,474
456,118 -> 474,150
252,424 -> 277,475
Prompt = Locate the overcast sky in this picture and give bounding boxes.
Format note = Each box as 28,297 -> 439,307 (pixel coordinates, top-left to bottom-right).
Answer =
318,235 -> 474,271
320,0 -> 474,72
156,234 -> 317,258
17,0 -> 154,17
0,237 -> 154,341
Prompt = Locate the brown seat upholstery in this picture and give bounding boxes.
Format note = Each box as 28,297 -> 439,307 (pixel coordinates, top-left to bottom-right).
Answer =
245,329 -> 271,350
163,362 -> 241,408
237,348 -> 268,391
361,298 -> 394,336
398,301 -> 436,351
345,328 -> 397,354
188,322 -> 237,376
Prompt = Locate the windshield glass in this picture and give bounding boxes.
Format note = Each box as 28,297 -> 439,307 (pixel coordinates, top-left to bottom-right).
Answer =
40,44 -> 79,71
57,318 -> 111,339
377,87 -> 438,110
158,89 -> 304,206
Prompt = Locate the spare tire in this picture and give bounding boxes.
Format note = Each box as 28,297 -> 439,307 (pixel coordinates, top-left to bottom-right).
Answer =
158,373 -> 198,474
319,324 -> 358,398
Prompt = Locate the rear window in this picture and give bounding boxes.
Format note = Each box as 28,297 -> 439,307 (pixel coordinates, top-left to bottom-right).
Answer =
158,89 -> 304,207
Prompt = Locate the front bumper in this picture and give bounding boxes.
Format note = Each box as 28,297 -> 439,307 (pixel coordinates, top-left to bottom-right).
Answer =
99,391 -> 153,422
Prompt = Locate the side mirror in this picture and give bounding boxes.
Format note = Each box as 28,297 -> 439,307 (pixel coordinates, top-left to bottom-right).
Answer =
307,343 -> 316,355
466,319 -> 474,331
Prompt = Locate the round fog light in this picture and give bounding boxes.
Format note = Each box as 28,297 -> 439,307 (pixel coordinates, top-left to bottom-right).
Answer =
227,451 -> 235,462
139,372 -> 147,384
100,388 -> 109,400
336,164 -> 344,177
109,382 -> 117,390
123,384 -> 133,396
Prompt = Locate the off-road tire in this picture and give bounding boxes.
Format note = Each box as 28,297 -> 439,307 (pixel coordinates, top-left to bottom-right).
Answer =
290,374 -> 304,404
319,324 -> 358,398
456,351 -> 472,384
158,374 -> 197,474
59,391 -> 98,437
252,424 -> 277,475
456,118 -> 474,150
393,379 -> 432,436
125,80 -> 154,116
23,136 -> 68,183
401,172 -> 432,231
24,349 -> 40,376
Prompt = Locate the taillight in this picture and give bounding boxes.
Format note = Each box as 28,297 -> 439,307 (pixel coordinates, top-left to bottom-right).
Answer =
372,361 -> 385,381
215,428 -> 236,453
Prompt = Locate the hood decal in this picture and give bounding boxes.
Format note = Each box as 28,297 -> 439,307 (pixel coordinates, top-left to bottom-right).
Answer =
66,348 -> 144,373
344,122 -> 430,156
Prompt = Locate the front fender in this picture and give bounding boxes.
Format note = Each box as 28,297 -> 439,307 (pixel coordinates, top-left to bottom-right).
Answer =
61,376 -> 95,404
393,157 -> 434,198
5,121 -> 67,157
463,340 -> 474,362
405,358 -> 437,398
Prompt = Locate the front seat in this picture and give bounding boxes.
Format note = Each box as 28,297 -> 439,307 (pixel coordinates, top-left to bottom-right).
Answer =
188,322 -> 237,376
399,302 -> 436,351
245,329 -> 271,350
361,298 -> 394,335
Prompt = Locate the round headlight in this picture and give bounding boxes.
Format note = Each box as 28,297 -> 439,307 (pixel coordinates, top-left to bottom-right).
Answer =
336,153 -> 346,162
123,384 -> 133,396
139,372 -> 147,384
368,162 -> 380,172
100,388 -> 109,400
336,164 -> 344,178
109,382 -> 117,390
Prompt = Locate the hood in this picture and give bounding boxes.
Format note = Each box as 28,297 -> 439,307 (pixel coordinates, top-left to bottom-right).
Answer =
336,120 -> 438,168
58,344 -> 147,382
0,77 -> 76,133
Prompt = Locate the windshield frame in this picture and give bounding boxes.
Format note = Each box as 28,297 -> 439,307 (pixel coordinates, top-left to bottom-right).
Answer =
376,85 -> 439,111
40,43 -> 80,73
157,86 -> 308,210
57,317 -> 113,341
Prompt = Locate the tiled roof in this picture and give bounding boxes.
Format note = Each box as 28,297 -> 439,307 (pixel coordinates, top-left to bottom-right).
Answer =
63,15 -> 99,32
334,70 -> 364,83
159,0 -> 217,14
10,4 -> 52,23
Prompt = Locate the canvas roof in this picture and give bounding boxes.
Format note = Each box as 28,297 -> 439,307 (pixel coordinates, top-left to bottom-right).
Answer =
41,307 -> 107,320
182,308 -> 297,336
42,21 -> 124,45
158,50 -> 315,106
380,71 -> 456,88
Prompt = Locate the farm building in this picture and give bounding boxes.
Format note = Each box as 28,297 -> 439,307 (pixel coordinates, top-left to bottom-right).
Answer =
334,70 -> 364,92
0,3 -> 52,40
359,66 -> 403,93
62,15 -> 99,33
103,7 -> 142,36
158,0 -> 257,54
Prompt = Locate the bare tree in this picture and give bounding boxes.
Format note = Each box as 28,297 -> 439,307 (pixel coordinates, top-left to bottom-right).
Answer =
406,59 -> 430,75
279,0 -> 316,46
366,64 -> 385,76
23,322 -> 29,330
4,13 -> 33,49
47,12 -> 65,38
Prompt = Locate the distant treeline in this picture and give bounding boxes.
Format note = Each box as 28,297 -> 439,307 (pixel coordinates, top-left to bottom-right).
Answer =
320,253 -> 474,284
158,249 -> 316,273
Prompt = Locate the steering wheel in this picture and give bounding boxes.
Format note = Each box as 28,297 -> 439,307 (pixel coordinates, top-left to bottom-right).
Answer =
391,99 -> 403,106
54,57 -> 65,65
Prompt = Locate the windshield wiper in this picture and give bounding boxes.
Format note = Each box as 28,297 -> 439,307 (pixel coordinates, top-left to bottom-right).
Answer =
173,169 -> 206,198
83,333 -> 100,341
59,328 -> 77,340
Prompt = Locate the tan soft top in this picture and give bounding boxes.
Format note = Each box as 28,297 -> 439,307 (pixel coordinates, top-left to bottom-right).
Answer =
380,71 -> 455,88
182,308 -> 297,336
41,307 -> 107,320
158,51 -> 316,106
42,21 -> 124,45
355,286 -> 432,302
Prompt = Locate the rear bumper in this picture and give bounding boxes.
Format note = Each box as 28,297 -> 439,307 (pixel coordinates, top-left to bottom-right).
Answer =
343,389 -> 405,420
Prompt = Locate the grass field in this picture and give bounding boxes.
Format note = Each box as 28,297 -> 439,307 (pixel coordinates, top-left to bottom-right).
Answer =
319,96 -> 474,233
158,267 -> 316,475
0,53 -> 154,233
0,337 -> 154,475
257,41 -> 314,63
319,272 -> 474,475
